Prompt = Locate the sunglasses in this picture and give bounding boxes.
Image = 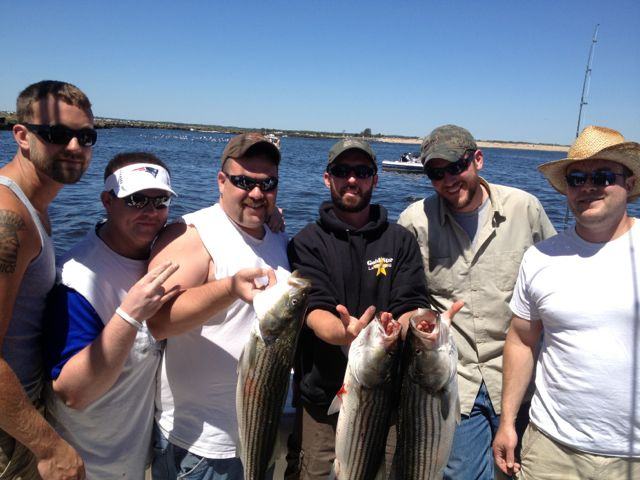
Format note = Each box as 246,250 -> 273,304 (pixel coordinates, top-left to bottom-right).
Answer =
565,170 -> 627,188
424,151 -> 475,181
328,164 -> 376,179
117,192 -> 172,210
224,172 -> 279,192
24,124 -> 97,147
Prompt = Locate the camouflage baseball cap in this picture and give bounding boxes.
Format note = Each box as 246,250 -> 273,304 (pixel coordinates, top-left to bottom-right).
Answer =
327,138 -> 377,168
420,124 -> 477,165
221,132 -> 280,167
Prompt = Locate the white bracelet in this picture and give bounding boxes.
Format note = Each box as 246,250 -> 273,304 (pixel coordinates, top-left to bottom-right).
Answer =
116,307 -> 143,331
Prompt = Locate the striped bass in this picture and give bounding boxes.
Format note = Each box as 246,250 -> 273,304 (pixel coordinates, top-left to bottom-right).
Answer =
395,308 -> 459,480
236,271 -> 311,480
330,314 -> 402,480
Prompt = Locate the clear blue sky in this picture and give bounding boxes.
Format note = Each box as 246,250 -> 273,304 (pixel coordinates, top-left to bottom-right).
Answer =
1,0 -> 638,145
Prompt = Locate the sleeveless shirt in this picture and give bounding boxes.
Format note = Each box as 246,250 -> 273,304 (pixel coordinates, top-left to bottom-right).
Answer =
0,176 -> 56,401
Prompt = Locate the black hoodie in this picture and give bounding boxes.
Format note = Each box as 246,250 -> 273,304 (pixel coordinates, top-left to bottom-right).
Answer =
288,201 -> 429,407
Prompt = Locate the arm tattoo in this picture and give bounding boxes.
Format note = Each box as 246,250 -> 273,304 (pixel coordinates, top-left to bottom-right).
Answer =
0,210 -> 27,274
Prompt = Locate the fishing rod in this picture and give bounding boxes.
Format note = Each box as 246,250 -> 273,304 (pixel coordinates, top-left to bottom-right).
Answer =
565,24 -> 601,229
575,24 -> 600,138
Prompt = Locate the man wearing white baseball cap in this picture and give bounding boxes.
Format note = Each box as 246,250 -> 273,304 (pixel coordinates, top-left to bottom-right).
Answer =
43,152 -> 180,478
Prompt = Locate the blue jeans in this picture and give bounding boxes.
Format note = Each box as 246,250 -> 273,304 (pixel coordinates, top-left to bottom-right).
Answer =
152,423 -> 244,480
444,383 -> 528,480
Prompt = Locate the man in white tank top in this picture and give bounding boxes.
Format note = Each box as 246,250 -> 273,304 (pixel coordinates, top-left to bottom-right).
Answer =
147,133 -> 289,480
0,81 -> 93,479
494,126 -> 640,479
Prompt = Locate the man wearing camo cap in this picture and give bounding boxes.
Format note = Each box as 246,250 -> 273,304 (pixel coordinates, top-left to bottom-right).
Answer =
398,124 -> 556,479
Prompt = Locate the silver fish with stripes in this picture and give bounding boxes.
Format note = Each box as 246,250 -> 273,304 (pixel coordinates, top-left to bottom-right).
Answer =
395,308 -> 459,479
236,271 -> 311,480
330,315 -> 402,480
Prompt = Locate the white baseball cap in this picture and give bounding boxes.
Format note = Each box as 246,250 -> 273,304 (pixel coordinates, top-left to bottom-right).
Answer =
104,163 -> 176,198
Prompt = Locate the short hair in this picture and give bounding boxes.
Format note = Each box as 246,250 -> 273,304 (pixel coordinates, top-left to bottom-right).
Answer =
103,152 -> 171,181
16,80 -> 93,123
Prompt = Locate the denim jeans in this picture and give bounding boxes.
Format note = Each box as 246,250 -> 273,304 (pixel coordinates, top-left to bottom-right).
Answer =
152,423 -> 244,480
444,382 -> 529,480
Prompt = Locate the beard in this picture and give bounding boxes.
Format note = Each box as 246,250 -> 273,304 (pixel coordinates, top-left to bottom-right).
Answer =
331,184 -> 373,213
29,143 -> 89,185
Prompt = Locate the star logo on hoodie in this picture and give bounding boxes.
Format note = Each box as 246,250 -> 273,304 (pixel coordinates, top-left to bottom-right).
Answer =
368,256 -> 393,276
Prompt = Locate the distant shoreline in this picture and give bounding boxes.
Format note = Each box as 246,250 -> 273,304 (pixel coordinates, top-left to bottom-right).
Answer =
0,112 -> 569,152
375,136 -> 569,152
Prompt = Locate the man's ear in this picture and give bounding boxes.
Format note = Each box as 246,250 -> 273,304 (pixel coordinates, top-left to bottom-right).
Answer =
625,175 -> 636,198
100,191 -> 112,210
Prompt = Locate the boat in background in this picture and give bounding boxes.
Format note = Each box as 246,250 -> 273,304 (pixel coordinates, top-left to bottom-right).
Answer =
265,133 -> 281,149
381,152 -> 423,173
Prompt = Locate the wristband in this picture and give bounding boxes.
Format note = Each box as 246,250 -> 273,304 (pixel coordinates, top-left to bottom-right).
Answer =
116,307 -> 143,331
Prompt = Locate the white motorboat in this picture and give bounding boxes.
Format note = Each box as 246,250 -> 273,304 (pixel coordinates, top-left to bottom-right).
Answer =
381,152 -> 423,173
265,133 -> 280,149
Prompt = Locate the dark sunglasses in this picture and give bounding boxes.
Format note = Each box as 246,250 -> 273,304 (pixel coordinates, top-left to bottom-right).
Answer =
328,164 -> 376,179
224,172 -> 279,192
115,192 -> 172,210
24,123 -> 97,147
565,170 -> 627,188
424,150 -> 475,181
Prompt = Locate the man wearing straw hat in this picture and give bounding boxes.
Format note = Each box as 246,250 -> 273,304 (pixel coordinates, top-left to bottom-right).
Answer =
493,125 -> 640,478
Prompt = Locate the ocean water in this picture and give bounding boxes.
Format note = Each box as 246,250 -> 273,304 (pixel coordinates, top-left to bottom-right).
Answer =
2,128 -> 639,253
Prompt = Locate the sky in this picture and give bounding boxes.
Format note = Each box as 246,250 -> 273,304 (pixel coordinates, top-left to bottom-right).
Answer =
1,0 -> 638,146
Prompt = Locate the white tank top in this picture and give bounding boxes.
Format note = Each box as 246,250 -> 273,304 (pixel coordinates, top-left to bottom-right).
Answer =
155,203 -> 289,458
0,176 -> 55,401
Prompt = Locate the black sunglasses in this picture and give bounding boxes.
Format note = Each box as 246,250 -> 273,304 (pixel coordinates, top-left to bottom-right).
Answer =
115,192 -> 172,210
224,172 -> 279,192
565,170 -> 627,188
328,164 -> 376,179
424,150 -> 475,181
24,124 -> 97,147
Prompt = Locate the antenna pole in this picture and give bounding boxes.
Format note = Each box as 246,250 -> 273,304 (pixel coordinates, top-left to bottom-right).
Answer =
576,24 -> 600,138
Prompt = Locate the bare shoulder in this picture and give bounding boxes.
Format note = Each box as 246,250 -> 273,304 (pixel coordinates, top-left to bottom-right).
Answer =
0,189 -> 39,274
0,189 -> 40,336
150,222 -> 211,287
151,222 -> 190,258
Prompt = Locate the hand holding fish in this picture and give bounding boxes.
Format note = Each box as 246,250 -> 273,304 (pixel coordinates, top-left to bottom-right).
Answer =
441,299 -> 465,326
118,261 -> 180,325
230,267 -> 277,303
398,300 -> 464,339
336,304 -> 376,344
377,311 -> 399,335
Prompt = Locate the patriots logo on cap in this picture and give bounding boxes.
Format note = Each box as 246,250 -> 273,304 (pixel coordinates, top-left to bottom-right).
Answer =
131,166 -> 159,177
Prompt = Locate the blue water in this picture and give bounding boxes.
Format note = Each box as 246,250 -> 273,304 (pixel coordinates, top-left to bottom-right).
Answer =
2,128 -> 639,252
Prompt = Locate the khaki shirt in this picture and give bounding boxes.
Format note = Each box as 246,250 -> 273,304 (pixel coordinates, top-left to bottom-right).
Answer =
398,179 -> 556,415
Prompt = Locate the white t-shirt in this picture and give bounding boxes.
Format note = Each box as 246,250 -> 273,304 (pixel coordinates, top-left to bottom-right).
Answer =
155,203 -> 289,458
510,220 -> 640,457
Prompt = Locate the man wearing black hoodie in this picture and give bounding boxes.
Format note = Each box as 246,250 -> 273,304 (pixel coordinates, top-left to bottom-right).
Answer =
286,138 -> 430,479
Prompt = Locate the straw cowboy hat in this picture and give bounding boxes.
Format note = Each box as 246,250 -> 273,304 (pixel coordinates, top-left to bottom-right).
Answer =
538,125 -> 640,197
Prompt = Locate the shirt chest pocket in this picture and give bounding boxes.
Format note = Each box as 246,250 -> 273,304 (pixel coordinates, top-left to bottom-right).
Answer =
427,255 -> 456,297
474,251 -> 523,292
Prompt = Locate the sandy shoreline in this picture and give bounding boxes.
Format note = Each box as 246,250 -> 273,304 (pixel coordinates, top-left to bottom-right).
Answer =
375,136 -> 569,152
